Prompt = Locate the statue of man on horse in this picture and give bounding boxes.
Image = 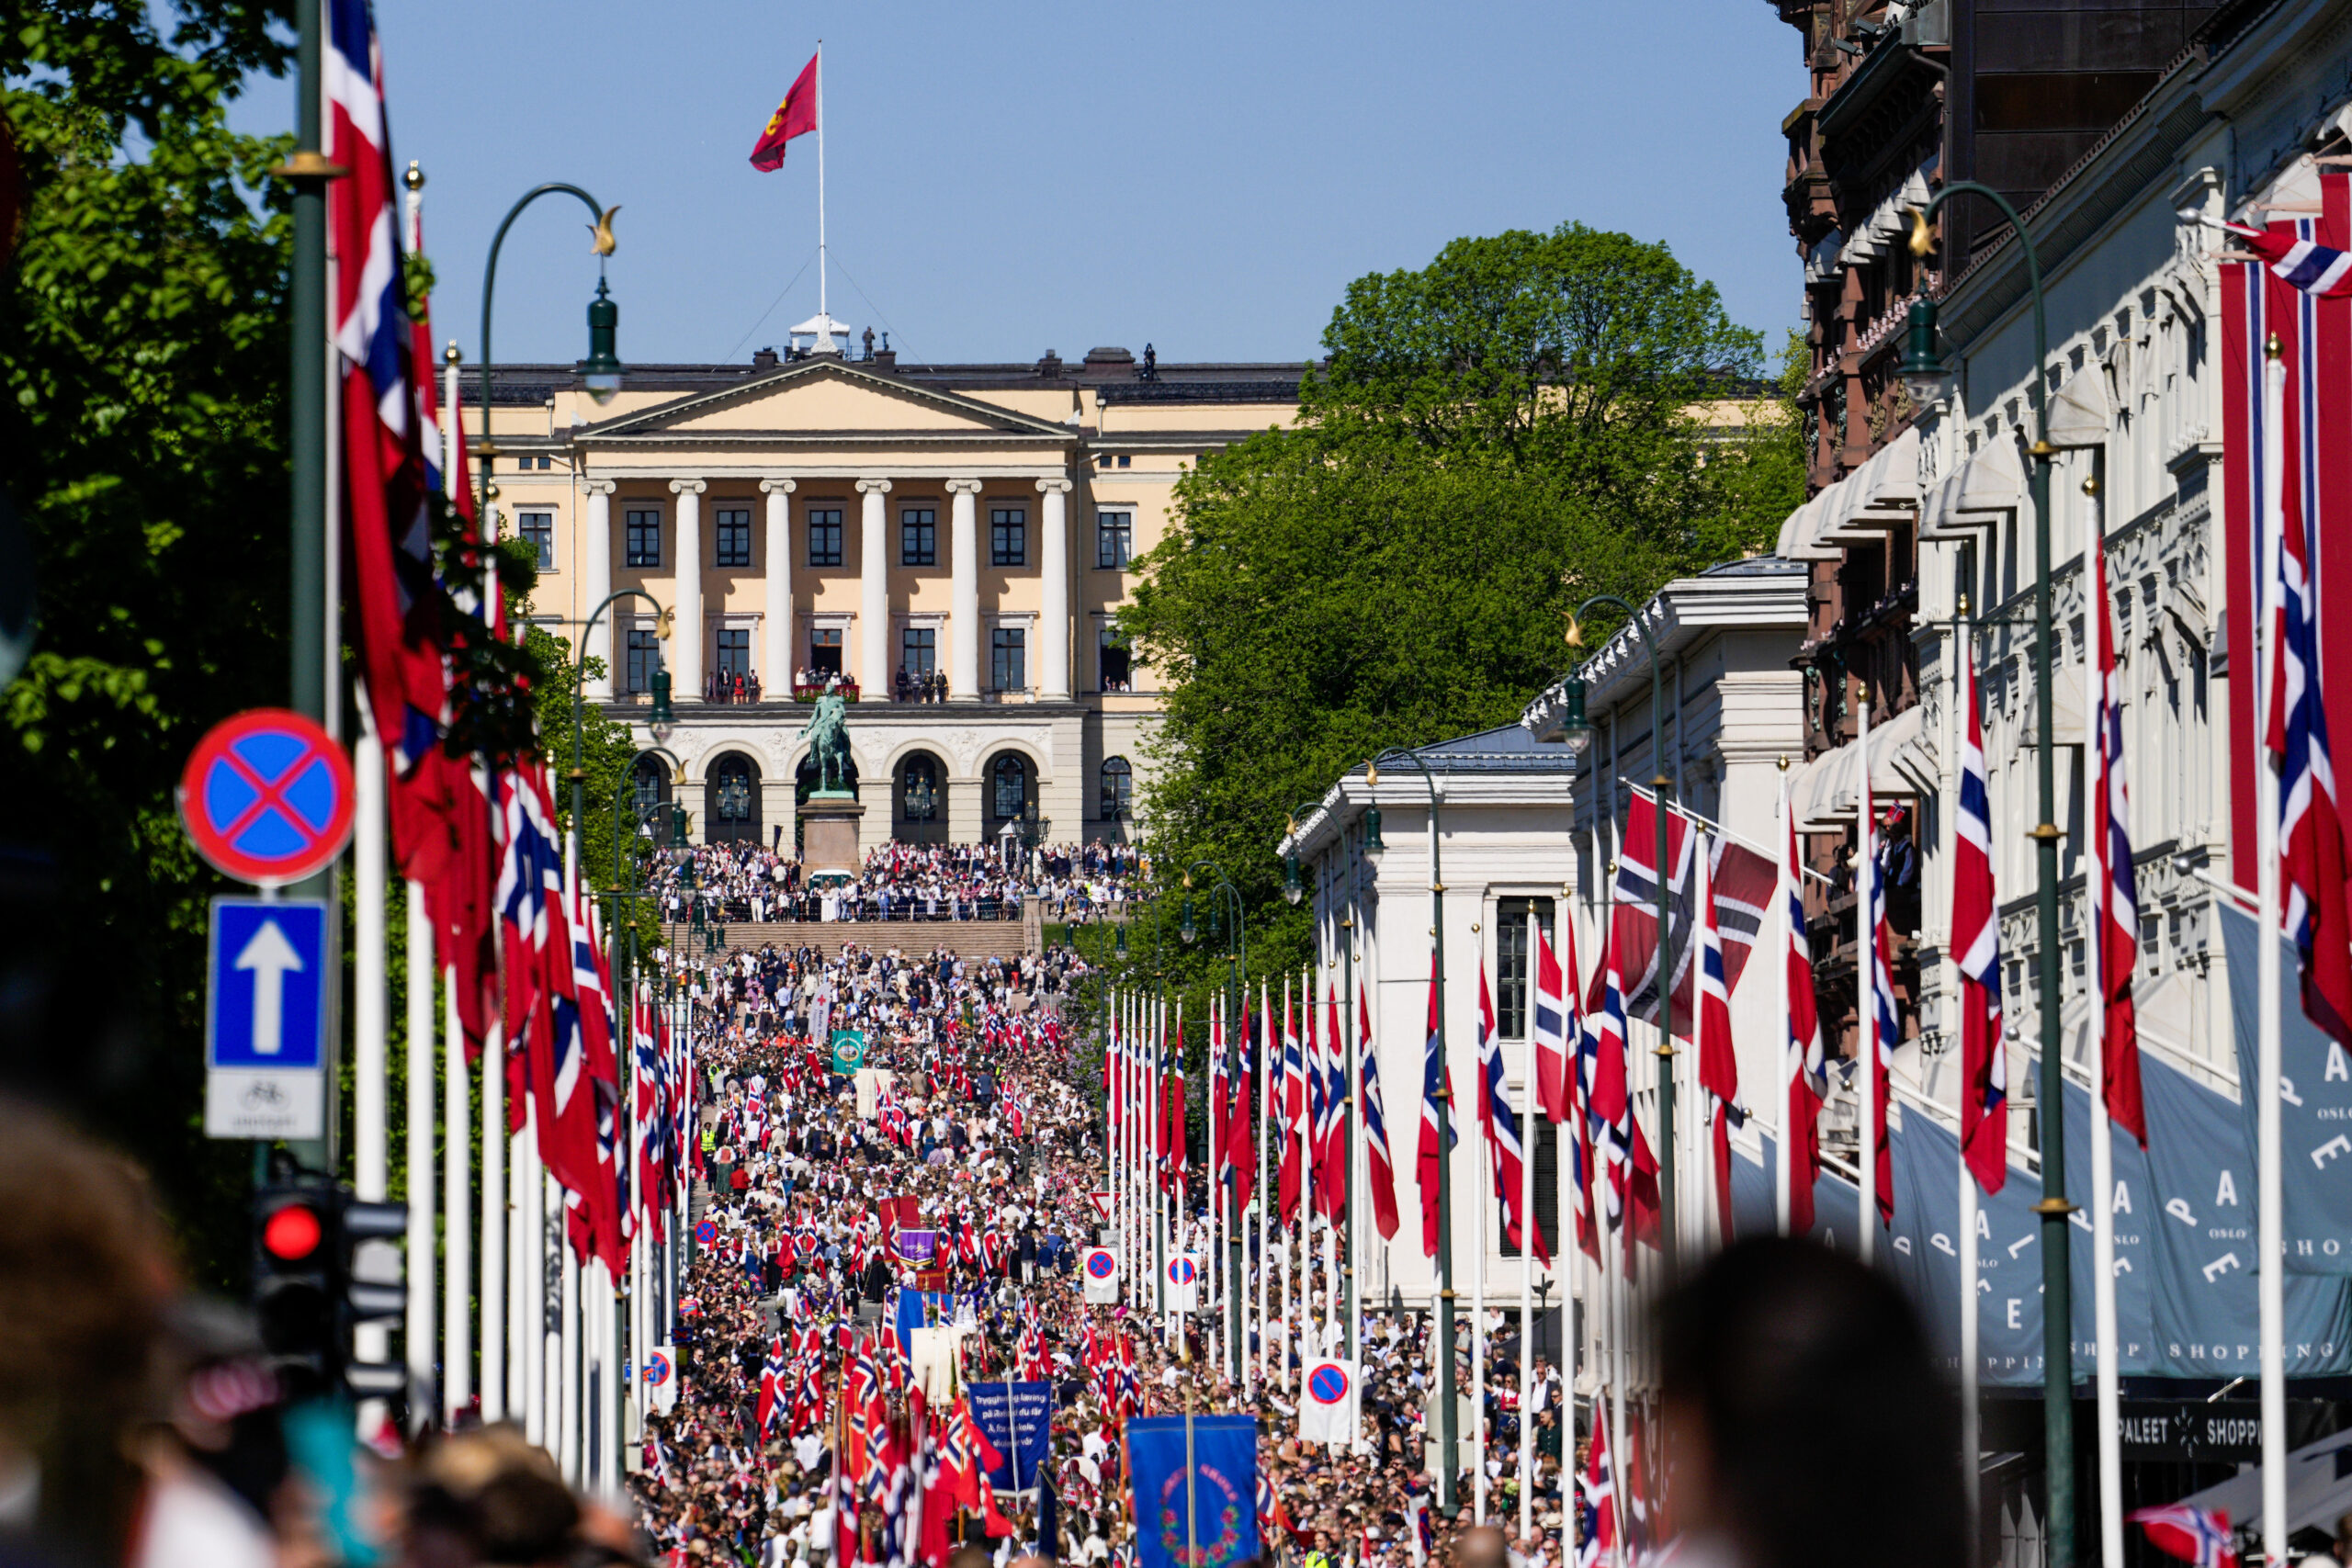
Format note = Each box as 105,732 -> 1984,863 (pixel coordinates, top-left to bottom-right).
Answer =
795,677 -> 855,795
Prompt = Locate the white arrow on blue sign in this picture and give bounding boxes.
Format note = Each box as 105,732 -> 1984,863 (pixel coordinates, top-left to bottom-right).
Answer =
205,897 -> 328,1139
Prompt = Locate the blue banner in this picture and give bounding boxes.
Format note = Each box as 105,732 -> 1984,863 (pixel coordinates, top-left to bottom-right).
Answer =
1883,1102 -> 2049,1387
2221,902 -> 2352,1271
893,1289 -> 956,1357
1125,1415 -> 1259,1568
969,1380 -> 1054,1492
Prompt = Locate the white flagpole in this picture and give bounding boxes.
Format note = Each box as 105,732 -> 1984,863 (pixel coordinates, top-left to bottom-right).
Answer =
443,980 -> 473,1425
1288,976 -> 1303,1389
352,722 -> 390,1423
1348,922 -> 1366,1419
1521,909 -> 1538,1543
2259,340 -> 2289,1568
404,881 -> 436,1428
2086,479 -> 2124,1568
1857,693 -> 1878,1265
1474,1055 -> 1488,1527
1259,976 -> 1272,1394
560,1228 -> 581,1483
1776,766 -> 1793,1235
524,1118 -> 548,1446
1300,966 -> 1316,1367
1954,613 -> 1982,1543
481,1019 -> 507,1426
1606,1213 -> 1628,1568
815,39 -> 827,326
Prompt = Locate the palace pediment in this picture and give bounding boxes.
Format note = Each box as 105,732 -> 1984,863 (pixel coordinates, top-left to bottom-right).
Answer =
578,358 -> 1072,447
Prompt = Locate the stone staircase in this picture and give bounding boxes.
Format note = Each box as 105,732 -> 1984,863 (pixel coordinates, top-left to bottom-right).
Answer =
661,919 -> 1034,962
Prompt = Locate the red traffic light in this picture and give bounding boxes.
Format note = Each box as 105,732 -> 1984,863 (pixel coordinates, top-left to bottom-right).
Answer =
262,1203 -> 323,1261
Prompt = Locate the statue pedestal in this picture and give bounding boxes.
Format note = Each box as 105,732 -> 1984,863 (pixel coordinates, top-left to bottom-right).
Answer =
798,794 -> 864,887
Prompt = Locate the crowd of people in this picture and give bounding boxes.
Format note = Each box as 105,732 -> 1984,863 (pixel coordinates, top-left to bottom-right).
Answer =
650,840 -> 1145,928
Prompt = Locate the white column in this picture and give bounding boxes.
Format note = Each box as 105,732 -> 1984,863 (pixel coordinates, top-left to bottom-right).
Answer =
856,479 -> 892,696
480,1020 -> 506,1424
670,479 -> 705,702
761,479 -> 796,696
353,726 -> 390,1397
1037,478 -> 1072,700
582,480 -> 616,701
947,479 -> 983,700
442,982 -> 471,1425
403,880 -> 435,1428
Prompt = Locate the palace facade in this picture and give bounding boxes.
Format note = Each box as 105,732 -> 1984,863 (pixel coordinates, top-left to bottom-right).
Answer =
464,333 -> 1302,851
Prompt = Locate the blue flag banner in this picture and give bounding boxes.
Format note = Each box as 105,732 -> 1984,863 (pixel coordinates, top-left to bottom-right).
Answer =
1732,1131 -> 1862,1254
1883,1102 -> 2047,1387
893,1289 -> 956,1357
969,1380 -> 1054,1491
2222,902 -> 2352,1272
2059,1077 -> 2161,1378
1125,1415 -> 1259,1568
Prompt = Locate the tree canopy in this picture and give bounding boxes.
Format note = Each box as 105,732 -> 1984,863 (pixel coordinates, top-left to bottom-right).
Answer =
1113,224 -> 1804,1006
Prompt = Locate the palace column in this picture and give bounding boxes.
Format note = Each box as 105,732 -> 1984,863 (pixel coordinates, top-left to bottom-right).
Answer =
1037,477 -> 1072,700
856,479 -> 892,696
947,478 -> 983,701
761,478 -> 796,696
670,479 -> 705,703
582,480 -> 615,701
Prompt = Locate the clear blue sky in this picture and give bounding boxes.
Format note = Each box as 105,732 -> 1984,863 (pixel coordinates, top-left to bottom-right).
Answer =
235,1 -> 1806,369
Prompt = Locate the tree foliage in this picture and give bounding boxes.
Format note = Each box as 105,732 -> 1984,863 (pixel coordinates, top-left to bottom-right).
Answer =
0,2 -> 294,1287
1114,224 -> 1804,995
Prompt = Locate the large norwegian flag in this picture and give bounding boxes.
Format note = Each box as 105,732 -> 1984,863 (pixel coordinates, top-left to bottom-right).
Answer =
1357,987 -> 1400,1241
327,0 -> 457,885
1279,988 -> 1306,1225
1694,839 -> 1739,1244
1318,995 -> 1349,1220
2128,1505 -> 2238,1568
1532,918 -> 1576,1123
1860,772 -> 1897,1226
1416,958 -> 1454,1258
2089,536 -> 2148,1145
1952,636 -> 2008,1193
1783,808 -> 1827,1235
1583,923 -> 1662,1249
1577,1414 -> 1617,1568
1224,1007 -> 1257,1215
1611,792 -> 1778,1030
1476,964 -> 1545,1262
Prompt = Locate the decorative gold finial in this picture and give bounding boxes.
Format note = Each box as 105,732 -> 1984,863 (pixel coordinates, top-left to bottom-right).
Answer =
591,206 -> 620,257
2082,475 -> 2099,497
403,160 -> 424,191
1364,761 -> 1379,788
1777,754 -> 1790,772
443,340 -> 461,366
1565,615 -> 1584,650
2267,332 -> 2284,359
1908,209 -> 1934,259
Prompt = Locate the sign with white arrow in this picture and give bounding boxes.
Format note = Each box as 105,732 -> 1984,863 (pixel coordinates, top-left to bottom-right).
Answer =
205,897 -> 328,1138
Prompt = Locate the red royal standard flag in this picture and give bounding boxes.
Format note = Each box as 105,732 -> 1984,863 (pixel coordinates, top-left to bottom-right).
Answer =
750,51 -> 819,172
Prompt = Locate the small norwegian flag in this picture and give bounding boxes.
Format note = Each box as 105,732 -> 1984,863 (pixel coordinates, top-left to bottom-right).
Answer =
2129,1504 -> 2237,1568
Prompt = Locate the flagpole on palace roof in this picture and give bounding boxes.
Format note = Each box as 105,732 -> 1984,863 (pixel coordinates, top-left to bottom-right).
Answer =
815,39 -> 827,329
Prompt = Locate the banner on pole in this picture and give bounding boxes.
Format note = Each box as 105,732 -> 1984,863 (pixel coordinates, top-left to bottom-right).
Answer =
1082,1246 -> 1122,1304
1164,1252 -> 1201,1313
969,1379 -> 1054,1491
1299,1359 -> 1360,1445
645,1345 -> 676,1415
1125,1414 -> 1259,1568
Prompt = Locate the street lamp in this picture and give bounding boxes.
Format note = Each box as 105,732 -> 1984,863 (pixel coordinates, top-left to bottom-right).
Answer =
1902,186 -> 2075,1568
648,670 -> 677,745
1554,595 -> 1679,1263
580,277 -> 624,403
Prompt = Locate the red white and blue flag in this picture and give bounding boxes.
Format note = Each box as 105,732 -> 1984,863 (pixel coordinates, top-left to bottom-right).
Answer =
1952,635 -> 2008,1191
1783,806 -> 1827,1235
1476,964 -> 1545,1262
1694,838 -> 1741,1243
1279,988 -> 1306,1224
2089,522 -> 2148,1145
1577,1416 -> 1616,1568
2129,1504 -> 2237,1568
1358,987 -> 1400,1241
1416,958 -> 1454,1258
1532,918 -> 1576,1124
2222,217 -> 2352,297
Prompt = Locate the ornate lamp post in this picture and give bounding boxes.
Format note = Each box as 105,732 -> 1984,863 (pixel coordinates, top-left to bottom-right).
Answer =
1897,187 -> 2075,1568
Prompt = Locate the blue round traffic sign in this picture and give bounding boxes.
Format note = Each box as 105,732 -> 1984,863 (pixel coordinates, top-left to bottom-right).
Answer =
1166,1256 -> 1197,1286
178,709 -> 355,886
1308,1363 -> 1351,1404
695,1219 -> 718,1247
1085,1248 -> 1117,1280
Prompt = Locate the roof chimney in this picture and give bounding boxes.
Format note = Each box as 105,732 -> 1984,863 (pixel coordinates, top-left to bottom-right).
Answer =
752,345 -> 780,370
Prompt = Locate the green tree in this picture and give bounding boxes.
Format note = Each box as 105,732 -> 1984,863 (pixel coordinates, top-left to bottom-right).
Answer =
0,2 -> 293,1289
1115,225 -> 1802,993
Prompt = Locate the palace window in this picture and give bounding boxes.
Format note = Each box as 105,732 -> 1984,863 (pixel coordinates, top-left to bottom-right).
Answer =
901,756 -> 941,823
991,507 -> 1027,567
1099,628 -> 1132,692
715,508 -> 752,569
991,626 -> 1026,692
1494,897 -> 1557,1039
626,628 -> 661,693
1100,757 -> 1132,820
901,507 -> 936,566
808,507 -> 842,568
625,508 -> 662,568
808,628 -> 842,678
517,511 -> 554,570
992,754 -> 1031,821
715,627 -> 752,682
1097,511 -> 1132,569
901,627 -> 936,676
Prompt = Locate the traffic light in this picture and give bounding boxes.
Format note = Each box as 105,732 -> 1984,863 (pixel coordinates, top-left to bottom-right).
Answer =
251,1180 -> 407,1402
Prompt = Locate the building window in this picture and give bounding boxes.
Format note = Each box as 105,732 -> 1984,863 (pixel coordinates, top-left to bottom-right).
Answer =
808,507 -> 842,567
990,506 -> 1027,567
712,756 -> 756,824
518,511 -> 555,570
1100,757 -> 1132,820
900,507 -> 936,566
715,626 -> 752,683
626,628 -> 661,693
514,454 -> 553,471
1118,455 -> 1131,468
1494,897 -> 1557,1039
715,508 -> 752,569
900,755 -> 941,823
1097,454 -> 1113,469
808,627 -> 842,679
625,508 -> 662,568
1097,512 -> 1132,569
900,626 -> 936,676
1498,1122 -> 1559,1260
1099,628 -> 1132,692
990,626 -> 1026,692
991,753 -> 1030,821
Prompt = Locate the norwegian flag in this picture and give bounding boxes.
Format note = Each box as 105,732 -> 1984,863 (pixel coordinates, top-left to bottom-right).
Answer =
1477,964 -> 1545,1262
1783,806 -> 1827,1234
327,0 -> 458,886
1355,987 -> 1400,1241
1318,995 -> 1349,1218
1532,917 -> 1576,1123
2256,263 -> 2352,1053
1225,1007 -> 1257,1215
1861,796 -> 1898,1227
2222,218 -> 2352,296
1582,929 -> 1630,1230
1694,838 -> 1741,1243
756,1336 -> 787,1436
2088,525 -> 2147,1145
1577,1417 -> 1616,1568
1416,958 -> 1454,1258
2129,1505 -> 2238,1568
1611,791 -> 1779,1028
1952,637 -> 2008,1192
1279,989 -> 1306,1225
